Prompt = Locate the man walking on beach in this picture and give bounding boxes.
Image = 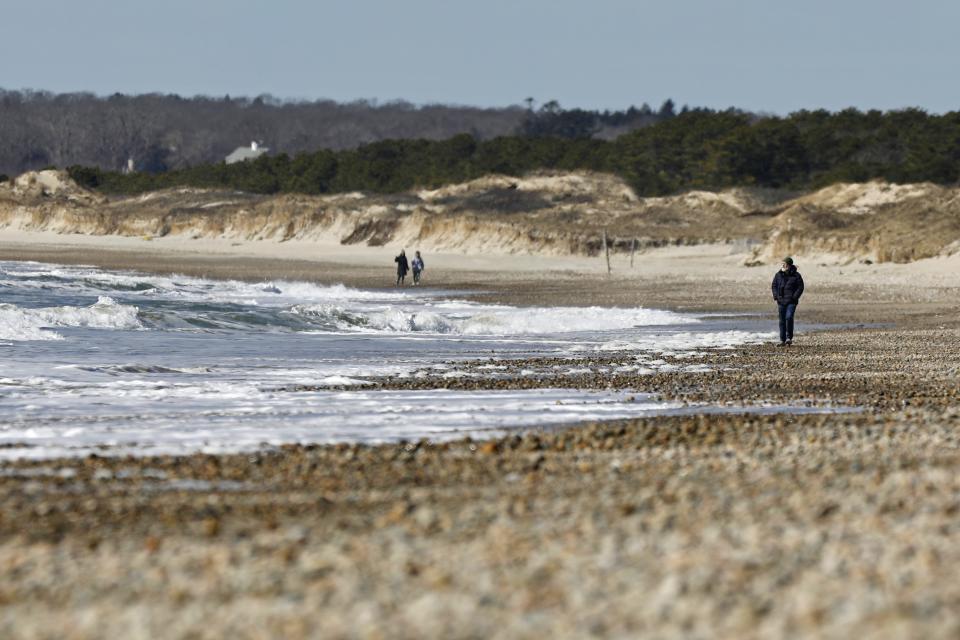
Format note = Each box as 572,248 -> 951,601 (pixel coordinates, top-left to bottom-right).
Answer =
772,256 -> 804,346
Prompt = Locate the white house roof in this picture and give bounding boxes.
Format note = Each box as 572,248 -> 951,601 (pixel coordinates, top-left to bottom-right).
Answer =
225,143 -> 269,164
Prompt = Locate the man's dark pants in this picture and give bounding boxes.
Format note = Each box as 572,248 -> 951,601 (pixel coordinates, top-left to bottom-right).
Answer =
778,303 -> 797,343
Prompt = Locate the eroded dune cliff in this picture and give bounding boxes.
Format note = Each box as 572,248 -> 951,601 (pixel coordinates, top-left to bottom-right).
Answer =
2,170 -> 958,264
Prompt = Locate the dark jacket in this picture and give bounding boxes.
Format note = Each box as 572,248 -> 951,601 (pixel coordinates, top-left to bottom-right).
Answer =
772,266 -> 804,305
395,254 -> 409,275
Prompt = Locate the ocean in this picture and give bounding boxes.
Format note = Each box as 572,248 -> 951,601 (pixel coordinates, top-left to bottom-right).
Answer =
0,260 -> 777,459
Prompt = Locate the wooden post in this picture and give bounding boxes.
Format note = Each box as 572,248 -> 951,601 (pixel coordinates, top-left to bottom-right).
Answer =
602,228 -> 611,275
630,238 -> 636,269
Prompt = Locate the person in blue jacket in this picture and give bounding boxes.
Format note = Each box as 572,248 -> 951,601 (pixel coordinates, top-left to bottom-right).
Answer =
771,256 -> 804,346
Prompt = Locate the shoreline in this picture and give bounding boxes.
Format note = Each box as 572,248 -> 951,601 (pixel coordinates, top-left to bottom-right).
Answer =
2,229 -> 959,318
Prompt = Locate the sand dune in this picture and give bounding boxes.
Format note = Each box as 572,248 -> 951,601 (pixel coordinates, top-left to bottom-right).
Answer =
3,169 -> 960,267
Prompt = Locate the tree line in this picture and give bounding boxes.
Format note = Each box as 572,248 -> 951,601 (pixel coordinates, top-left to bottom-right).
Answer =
65,107 -> 960,198
0,89 -> 680,176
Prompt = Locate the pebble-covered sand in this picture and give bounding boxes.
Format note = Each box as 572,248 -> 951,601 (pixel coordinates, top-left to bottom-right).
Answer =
2,261 -> 960,639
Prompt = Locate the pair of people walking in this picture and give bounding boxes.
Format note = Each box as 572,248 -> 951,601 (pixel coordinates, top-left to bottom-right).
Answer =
771,256 -> 804,346
394,250 -> 425,286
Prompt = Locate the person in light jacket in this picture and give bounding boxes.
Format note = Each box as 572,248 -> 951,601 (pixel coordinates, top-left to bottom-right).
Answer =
411,251 -> 425,285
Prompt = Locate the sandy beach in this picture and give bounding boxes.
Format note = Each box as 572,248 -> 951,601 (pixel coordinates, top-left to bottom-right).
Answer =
2,231 -> 960,638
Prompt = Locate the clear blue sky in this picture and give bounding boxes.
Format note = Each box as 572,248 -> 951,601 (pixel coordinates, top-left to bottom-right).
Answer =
1,0 -> 957,114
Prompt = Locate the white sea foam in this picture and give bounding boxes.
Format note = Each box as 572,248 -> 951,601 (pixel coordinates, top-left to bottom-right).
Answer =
0,306 -> 62,341
292,302 -> 691,335
0,389 -> 683,460
585,330 -> 775,353
0,297 -> 141,341
0,385 -> 853,461
37,296 -> 141,329
313,375 -> 372,386
0,263 -> 413,306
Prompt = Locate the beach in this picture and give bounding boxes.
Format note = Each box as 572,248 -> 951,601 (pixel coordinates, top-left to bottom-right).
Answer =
2,232 -> 960,638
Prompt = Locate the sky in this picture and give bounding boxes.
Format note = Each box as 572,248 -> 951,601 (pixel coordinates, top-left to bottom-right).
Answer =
1,0 -> 957,114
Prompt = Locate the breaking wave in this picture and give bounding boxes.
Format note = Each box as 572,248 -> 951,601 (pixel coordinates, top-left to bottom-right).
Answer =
290,303 -> 692,335
0,263 -> 413,305
0,296 -> 142,341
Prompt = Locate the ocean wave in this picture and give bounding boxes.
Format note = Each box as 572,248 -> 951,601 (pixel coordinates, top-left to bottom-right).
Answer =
0,296 -> 142,341
290,303 -> 692,335
76,364 -> 204,375
1,262 -> 413,306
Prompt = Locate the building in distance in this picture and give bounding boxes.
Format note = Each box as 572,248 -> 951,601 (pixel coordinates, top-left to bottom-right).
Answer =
225,141 -> 269,164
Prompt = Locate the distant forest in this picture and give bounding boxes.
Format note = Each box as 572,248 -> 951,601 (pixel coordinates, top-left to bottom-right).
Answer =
3,90 -> 958,198
59,108 -> 960,198
0,90 -> 680,176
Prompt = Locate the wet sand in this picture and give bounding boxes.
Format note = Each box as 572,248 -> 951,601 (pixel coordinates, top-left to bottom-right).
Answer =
2,241 -> 960,638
